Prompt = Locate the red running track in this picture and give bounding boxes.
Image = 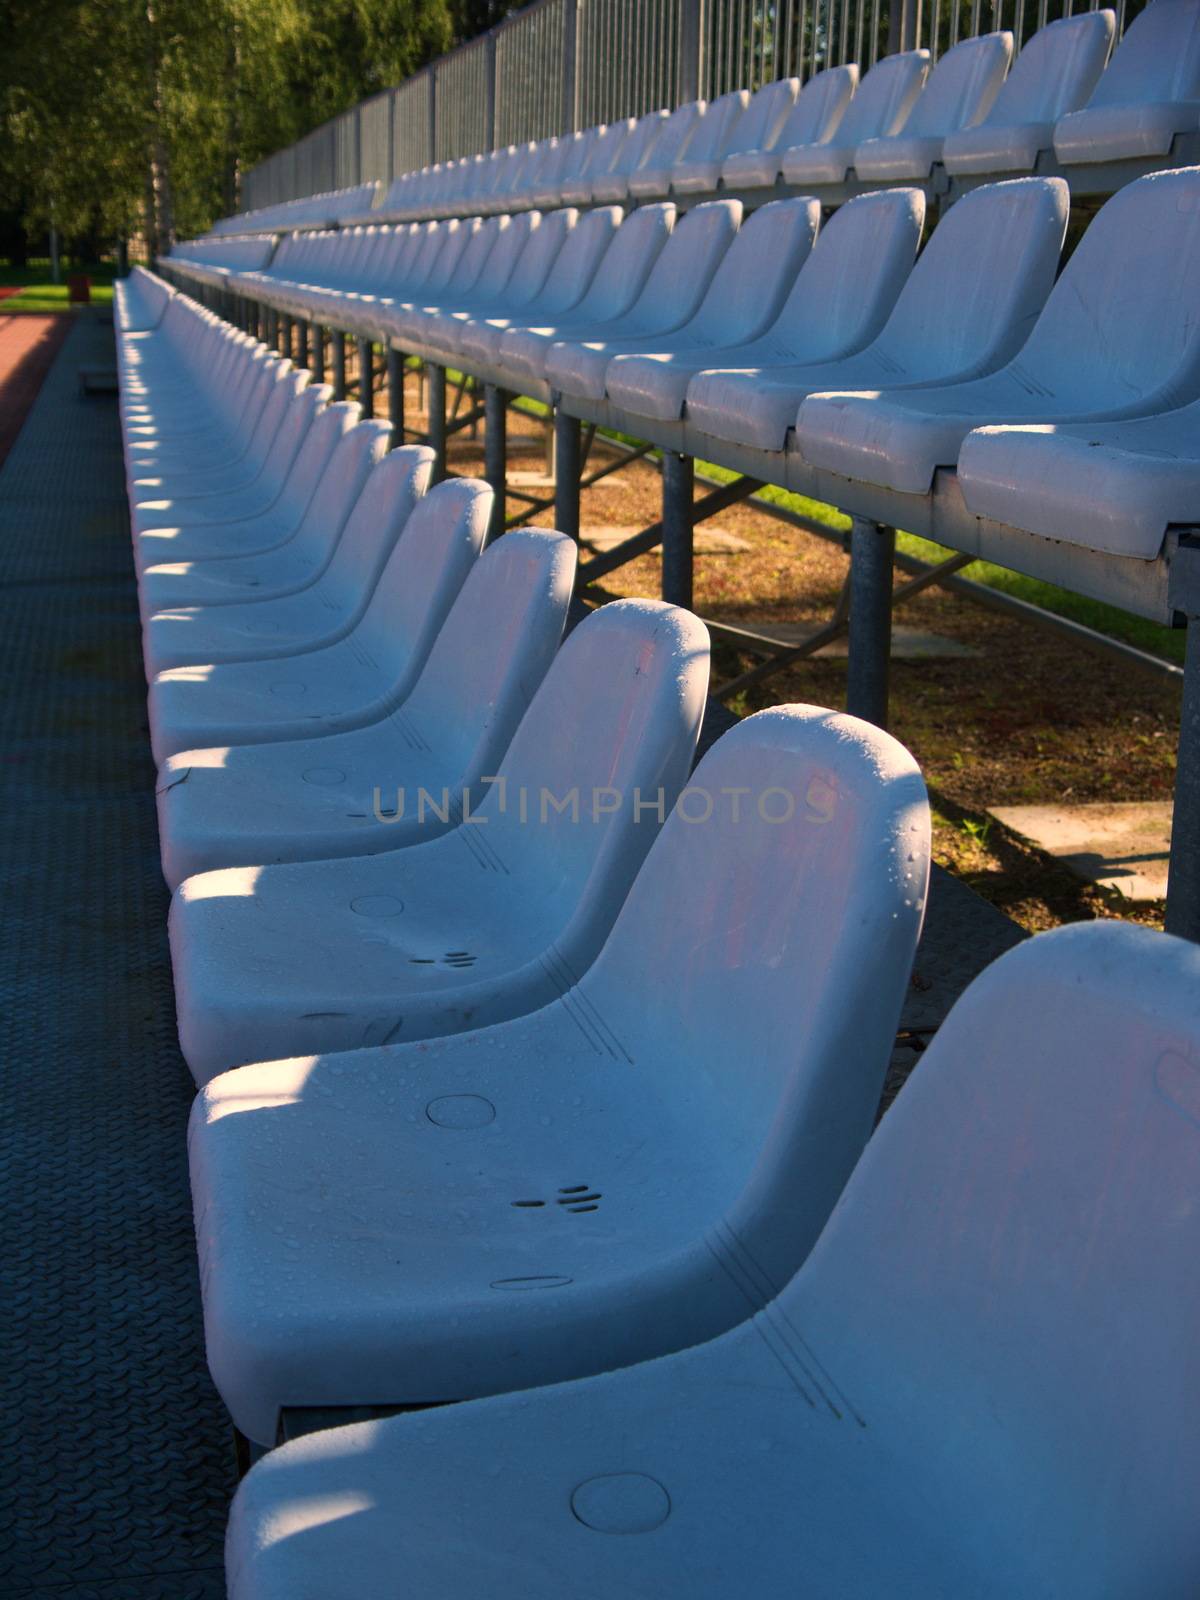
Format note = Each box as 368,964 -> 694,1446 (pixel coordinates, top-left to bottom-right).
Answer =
0,313 -> 73,469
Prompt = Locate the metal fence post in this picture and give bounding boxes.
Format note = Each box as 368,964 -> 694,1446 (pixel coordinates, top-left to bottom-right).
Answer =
561,0 -> 580,135
679,0 -> 706,104
428,65 -> 438,165
890,0 -> 918,55
485,32 -> 498,152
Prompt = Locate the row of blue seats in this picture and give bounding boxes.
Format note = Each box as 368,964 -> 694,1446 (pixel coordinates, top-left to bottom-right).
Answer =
114,270 -> 1200,1595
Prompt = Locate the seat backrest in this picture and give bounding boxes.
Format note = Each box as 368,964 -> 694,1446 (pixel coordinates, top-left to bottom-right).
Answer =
501,208 -> 576,307
725,77 -> 801,157
242,368 -> 310,489
763,187 -> 924,362
377,224 -> 422,289
871,176 -> 1067,378
679,88 -> 751,162
560,127 -> 603,183
399,526 -> 577,780
626,199 -> 740,332
772,63 -> 858,151
688,198 -> 821,344
613,109 -> 670,174
243,386 -> 341,510
533,206 -> 621,316
900,31 -> 1012,139
572,203 -> 676,323
520,137 -> 562,197
789,920 -> 1200,1591
495,142 -> 538,200
1087,0 -> 1200,107
349,475 -> 489,697
477,600 -> 709,954
284,408 -> 382,548
404,220 -> 458,293
255,383 -> 329,489
1018,165 -> 1200,402
643,99 -> 708,170
982,10 -> 1113,125
823,48 -> 929,145
536,132 -> 582,194
316,444 -> 434,612
469,211 -> 540,302
579,704 -> 928,1260
581,119 -> 636,180
442,217 -> 504,297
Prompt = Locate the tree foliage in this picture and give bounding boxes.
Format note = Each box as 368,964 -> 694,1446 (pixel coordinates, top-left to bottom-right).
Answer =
0,0 -> 454,254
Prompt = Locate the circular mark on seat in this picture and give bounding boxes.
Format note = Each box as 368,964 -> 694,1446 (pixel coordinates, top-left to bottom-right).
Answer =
426,1094 -> 496,1129
490,1274 -> 573,1291
301,766 -> 346,786
268,680 -> 308,698
571,1474 -> 671,1534
349,894 -> 404,917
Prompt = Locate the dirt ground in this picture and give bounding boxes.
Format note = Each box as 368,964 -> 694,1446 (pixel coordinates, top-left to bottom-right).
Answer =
395,368 -> 1180,935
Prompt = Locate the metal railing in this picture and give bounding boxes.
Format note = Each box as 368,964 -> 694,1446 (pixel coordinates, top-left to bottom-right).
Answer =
240,0 -> 1143,211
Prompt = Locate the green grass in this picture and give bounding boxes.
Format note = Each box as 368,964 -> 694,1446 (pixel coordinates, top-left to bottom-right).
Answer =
0,258 -> 118,314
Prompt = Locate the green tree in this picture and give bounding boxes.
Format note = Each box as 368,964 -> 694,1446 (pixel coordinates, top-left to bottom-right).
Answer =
0,0 -> 454,257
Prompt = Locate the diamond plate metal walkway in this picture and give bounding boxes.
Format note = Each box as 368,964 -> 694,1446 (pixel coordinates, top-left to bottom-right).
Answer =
0,312 -> 233,1598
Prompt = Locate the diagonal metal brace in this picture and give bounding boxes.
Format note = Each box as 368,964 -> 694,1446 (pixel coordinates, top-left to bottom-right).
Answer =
579,473 -> 764,584
713,550 -> 974,700
505,433 -> 650,526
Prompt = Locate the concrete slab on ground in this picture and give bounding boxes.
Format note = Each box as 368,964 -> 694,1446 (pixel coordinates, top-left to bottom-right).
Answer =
711,618 -> 980,660
586,524 -> 752,555
990,800 -> 1171,902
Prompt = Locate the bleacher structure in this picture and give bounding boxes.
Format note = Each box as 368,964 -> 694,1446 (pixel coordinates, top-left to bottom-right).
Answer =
99,0 -> 1200,1591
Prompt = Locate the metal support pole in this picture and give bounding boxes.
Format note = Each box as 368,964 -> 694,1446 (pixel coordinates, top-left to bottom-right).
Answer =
561,0 -> 581,133
428,65 -> 438,165
357,338 -> 374,417
484,34 -> 498,153
1166,618 -> 1200,940
483,384 -> 508,543
1165,536 -> 1200,940
846,517 -> 896,729
428,364 -> 447,483
554,410 -> 582,542
281,313 -> 292,358
312,324 -> 326,384
331,329 -> 347,401
661,453 -> 695,609
387,347 -> 405,442
297,321 -> 309,368
679,0 -> 706,104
